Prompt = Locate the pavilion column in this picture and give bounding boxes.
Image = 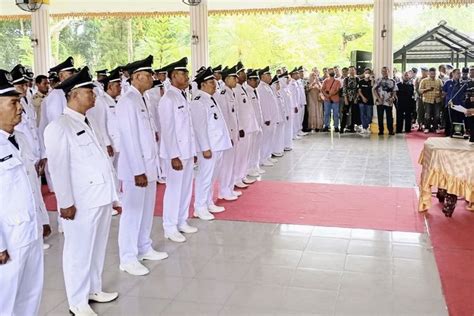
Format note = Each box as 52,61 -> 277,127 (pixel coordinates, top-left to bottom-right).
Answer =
189,0 -> 209,74
373,0 -> 393,77
31,2 -> 52,76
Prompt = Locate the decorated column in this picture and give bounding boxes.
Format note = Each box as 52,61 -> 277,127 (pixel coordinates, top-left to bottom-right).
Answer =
189,0 -> 209,74
31,1 -> 51,75
373,0 -> 393,76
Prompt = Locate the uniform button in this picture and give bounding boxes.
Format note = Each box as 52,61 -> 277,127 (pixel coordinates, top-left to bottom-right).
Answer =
89,181 -> 93,184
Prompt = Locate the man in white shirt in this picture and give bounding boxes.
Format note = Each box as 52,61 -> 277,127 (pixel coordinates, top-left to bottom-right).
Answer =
44,67 -> 119,316
0,69 -> 49,316
159,57 -> 198,243
215,65 -> 242,201
116,56 -> 168,276
271,75 -> 286,157
190,67 -> 232,220
278,71 -> 294,151
233,62 -> 258,188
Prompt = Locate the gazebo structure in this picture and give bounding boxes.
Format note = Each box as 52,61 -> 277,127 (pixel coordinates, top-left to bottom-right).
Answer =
394,20 -> 474,71
0,0 -> 473,75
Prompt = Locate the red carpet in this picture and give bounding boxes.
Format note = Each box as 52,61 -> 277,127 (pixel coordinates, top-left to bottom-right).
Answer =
406,133 -> 474,316
44,181 -> 424,233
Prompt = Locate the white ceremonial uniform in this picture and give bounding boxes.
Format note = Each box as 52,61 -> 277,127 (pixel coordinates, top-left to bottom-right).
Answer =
97,92 -> 120,160
145,86 -> 165,179
38,88 -> 67,192
271,84 -> 286,154
120,77 -> 130,95
257,81 -> 278,163
190,90 -> 232,212
87,88 -> 112,151
116,86 -> 160,265
16,96 -> 42,161
159,85 -> 196,234
163,78 -> 171,92
215,86 -> 239,197
233,83 -> 259,182
279,77 -> 294,149
243,84 -> 263,173
44,108 -> 118,309
0,130 -> 47,316
297,78 -> 307,132
287,79 -> 301,138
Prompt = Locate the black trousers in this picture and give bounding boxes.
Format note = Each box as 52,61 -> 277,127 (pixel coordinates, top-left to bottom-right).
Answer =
466,116 -> 474,142
341,101 -> 358,131
396,103 -> 412,133
377,105 -> 393,134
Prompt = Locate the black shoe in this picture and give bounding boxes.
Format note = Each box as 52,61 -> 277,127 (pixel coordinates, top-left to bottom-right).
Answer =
389,131 -> 395,135
334,128 -> 340,133
322,127 -> 329,132
378,132 -> 384,136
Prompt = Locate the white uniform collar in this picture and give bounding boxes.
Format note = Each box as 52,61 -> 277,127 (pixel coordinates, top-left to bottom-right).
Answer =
64,106 -> 87,123
169,85 -> 185,95
0,129 -> 13,139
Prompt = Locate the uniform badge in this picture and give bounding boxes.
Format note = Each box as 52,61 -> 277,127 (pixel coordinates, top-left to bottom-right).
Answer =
220,90 -> 226,95
76,130 -> 85,136
0,154 -> 12,162
214,113 -> 218,120
194,96 -> 201,100
178,105 -> 184,109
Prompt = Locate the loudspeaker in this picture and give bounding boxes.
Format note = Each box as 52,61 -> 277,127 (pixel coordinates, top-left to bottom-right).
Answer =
351,50 -> 372,62
355,61 -> 372,75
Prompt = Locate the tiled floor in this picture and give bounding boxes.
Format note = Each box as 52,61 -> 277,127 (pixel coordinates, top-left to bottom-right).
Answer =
40,133 -> 448,315
261,132 -> 417,188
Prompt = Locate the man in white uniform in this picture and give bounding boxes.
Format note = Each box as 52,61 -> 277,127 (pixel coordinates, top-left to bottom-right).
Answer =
243,69 -> 264,177
271,75 -> 286,156
213,65 -> 224,93
288,68 -> 302,140
215,65 -> 242,201
278,71 -> 294,151
296,66 -> 308,137
39,57 -> 76,198
257,67 -> 279,167
159,57 -> 198,243
116,56 -> 168,276
190,67 -> 232,220
44,67 -> 119,316
233,62 -> 257,188
0,69 -> 49,316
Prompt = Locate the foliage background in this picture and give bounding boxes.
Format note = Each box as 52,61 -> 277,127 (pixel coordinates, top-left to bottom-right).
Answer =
0,6 -> 472,73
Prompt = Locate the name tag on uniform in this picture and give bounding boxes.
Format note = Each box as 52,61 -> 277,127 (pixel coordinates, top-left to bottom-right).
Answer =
109,106 -> 115,108
0,154 -> 12,162
214,113 -> 218,120
141,109 -> 145,112
76,130 -> 85,136
210,105 -> 215,108
178,105 -> 184,109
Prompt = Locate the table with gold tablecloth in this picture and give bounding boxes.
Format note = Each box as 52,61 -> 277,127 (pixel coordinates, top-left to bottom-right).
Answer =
418,137 -> 474,214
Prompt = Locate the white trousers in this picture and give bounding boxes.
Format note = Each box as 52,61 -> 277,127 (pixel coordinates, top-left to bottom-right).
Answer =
118,181 -> 156,265
0,237 -> 43,316
62,204 -> 112,307
233,132 -> 253,182
292,110 -> 300,137
272,122 -> 285,154
218,147 -> 236,197
284,117 -> 293,149
162,158 -> 194,233
194,151 -> 223,210
260,124 -> 275,164
248,131 -> 262,171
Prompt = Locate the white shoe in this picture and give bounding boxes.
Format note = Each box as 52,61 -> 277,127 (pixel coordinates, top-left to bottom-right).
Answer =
272,152 -> 283,157
157,178 -> 166,184
218,195 -> 238,201
269,158 -> 278,163
424,129 -> 429,133
193,208 -> 215,221
208,204 -> 225,213
88,291 -> 119,303
69,304 -> 97,316
119,262 -> 149,276
233,190 -> 242,197
43,243 -> 51,250
261,161 -> 274,167
297,131 -> 306,136
242,177 -> 256,184
294,135 -> 302,140
111,209 -> 119,216
178,223 -> 198,234
247,170 -> 259,177
257,168 -> 266,174
235,181 -> 249,188
138,249 -> 169,261
284,147 -> 292,151
165,231 -> 187,243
